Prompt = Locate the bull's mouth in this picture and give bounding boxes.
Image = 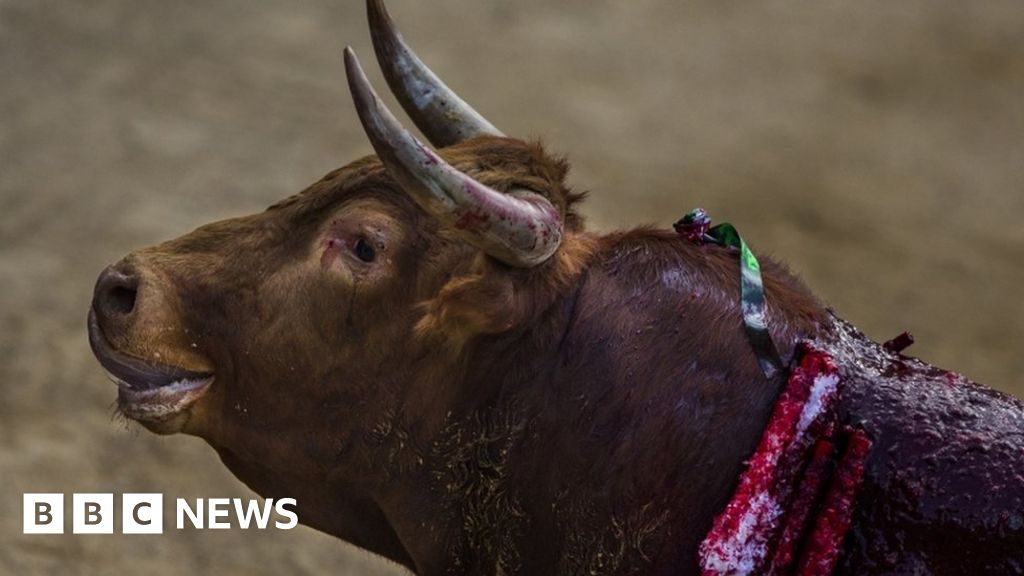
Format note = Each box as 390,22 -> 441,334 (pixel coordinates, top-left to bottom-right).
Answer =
87,309 -> 213,424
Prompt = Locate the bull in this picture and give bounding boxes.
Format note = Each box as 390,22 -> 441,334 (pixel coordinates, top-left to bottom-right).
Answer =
87,1 -> 1024,574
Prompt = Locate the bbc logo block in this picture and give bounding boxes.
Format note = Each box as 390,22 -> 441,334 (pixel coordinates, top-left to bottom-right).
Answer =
123,493 -> 163,534
23,494 -> 64,534
72,493 -> 114,534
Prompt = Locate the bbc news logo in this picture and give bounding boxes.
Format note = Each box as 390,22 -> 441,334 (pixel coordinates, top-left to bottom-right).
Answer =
23,493 -> 297,534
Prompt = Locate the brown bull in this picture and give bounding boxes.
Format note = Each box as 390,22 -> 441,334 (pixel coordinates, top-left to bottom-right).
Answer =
88,1 -> 1024,574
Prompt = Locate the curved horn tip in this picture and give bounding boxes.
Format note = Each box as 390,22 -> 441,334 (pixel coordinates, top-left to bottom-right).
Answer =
342,46 -> 358,77
343,48 -> 374,112
366,0 -> 389,23
342,46 -> 359,72
364,0 -> 503,147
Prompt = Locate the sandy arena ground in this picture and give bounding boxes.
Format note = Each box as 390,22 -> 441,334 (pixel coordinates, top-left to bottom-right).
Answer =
1,1 -> 1022,574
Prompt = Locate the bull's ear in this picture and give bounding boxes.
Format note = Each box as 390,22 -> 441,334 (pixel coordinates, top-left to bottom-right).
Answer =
415,254 -> 519,346
415,235 -> 596,349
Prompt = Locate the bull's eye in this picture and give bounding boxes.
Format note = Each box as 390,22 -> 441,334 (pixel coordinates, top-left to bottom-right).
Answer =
354,237 -> 377,263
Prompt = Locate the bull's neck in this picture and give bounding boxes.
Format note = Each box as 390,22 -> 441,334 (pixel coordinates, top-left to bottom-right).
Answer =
364,232 -> 832,574
368,280 -> 582,574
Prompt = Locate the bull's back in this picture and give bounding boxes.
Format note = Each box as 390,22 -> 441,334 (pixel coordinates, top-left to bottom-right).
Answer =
826,318 -> 1024,575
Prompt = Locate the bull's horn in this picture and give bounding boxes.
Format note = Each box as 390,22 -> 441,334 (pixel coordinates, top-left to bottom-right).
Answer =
366,0 -> 503,147
344,48 -> 562,268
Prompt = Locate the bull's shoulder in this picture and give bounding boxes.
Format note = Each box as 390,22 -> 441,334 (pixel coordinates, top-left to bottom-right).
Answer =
587,227 -> 828,353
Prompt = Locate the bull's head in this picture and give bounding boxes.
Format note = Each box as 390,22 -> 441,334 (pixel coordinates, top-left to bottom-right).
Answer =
87,0 -> 589,549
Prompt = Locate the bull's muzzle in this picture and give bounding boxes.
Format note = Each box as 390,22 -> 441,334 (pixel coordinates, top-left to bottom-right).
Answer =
89,261 -> 214,432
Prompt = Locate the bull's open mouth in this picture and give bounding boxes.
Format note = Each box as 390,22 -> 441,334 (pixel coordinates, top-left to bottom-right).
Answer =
87,310 -> 213,422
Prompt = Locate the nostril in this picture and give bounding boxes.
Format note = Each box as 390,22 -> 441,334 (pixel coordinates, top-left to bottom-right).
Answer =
94,264 -> 141,321
108,285 -> 137,315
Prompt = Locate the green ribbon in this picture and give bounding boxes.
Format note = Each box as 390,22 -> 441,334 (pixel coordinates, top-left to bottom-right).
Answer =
676,209 -> 783,378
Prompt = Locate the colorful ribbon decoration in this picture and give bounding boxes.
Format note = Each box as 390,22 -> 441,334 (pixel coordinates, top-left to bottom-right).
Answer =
675,208 -> 783,378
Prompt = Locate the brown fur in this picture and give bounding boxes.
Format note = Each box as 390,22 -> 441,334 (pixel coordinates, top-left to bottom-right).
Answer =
91,136 -> 830,575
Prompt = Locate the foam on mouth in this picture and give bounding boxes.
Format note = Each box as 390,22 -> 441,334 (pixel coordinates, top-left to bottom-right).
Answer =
113,372 -> 214,422
106,370 -> 212,394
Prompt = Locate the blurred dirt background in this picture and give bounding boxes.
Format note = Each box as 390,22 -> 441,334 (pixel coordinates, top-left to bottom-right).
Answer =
1,0 -> 1022,574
